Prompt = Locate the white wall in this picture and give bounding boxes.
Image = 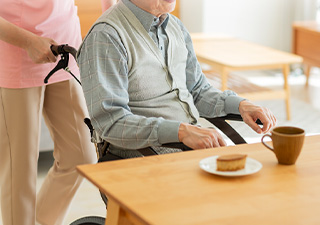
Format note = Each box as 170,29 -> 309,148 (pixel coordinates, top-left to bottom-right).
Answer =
180,0 -> 205,32
180,0 -> 319,52
295,0 -> 318,20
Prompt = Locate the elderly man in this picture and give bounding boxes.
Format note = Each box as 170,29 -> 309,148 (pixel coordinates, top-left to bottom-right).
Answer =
77,0 -> 276,158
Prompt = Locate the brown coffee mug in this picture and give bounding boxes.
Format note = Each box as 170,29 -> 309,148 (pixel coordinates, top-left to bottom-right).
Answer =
261,126 -> 305,165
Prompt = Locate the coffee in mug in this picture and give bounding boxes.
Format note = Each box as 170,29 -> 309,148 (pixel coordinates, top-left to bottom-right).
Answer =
261,126 -> 305,165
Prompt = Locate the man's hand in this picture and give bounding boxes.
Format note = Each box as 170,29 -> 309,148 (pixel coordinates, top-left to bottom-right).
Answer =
178,123 -> 227,150
239,100 -> 276,134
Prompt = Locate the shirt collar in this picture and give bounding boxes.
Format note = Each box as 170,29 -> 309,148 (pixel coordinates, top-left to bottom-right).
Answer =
123,0 -> 169,32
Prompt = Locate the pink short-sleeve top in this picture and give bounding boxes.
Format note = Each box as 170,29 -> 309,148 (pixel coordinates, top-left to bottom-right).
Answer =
0,0 -> 82,88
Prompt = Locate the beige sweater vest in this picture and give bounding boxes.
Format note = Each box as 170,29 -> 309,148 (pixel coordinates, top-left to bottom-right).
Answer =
81,1 -> 200,124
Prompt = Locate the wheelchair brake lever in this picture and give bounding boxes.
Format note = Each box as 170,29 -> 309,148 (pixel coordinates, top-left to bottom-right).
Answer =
44,44 -> 81,85
44,52 -> 69,83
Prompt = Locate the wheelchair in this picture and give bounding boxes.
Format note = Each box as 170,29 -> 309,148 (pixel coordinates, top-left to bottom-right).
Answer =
46,45 -> 262,225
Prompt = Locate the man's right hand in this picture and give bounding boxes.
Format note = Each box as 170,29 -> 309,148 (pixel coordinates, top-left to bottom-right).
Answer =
178,123 -> 227,150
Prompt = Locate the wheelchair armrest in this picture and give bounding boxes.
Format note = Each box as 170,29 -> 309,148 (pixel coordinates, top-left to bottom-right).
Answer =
204,113 -> 262,145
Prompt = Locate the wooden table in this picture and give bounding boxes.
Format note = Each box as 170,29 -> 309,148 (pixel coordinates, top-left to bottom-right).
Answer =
77,135 -> 320,225
292,21 -> 320,86
191,33 -> 303,120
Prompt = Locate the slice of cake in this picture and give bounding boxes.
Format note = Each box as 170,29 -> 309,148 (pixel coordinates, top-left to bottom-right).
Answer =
216,154 -> 247,171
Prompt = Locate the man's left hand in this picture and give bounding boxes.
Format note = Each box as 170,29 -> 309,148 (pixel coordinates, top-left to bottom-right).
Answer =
239,100 -> 276,134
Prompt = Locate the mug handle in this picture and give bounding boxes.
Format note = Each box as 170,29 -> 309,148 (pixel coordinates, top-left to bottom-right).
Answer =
261,134 -> 274,152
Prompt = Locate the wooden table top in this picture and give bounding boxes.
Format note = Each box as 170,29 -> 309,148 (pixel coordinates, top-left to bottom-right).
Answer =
191,33 -> 302,69
77,135 -> 320,225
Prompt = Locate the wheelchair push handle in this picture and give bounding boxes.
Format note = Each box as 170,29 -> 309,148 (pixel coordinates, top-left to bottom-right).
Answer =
50,44 -> 77,59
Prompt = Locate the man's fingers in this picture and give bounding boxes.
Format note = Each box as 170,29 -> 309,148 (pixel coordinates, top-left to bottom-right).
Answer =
245,116 -> 262,134
179,123 -> 228,150
201,133 -> 225,149
218,136 -> 227,146
260,109 -> 276,133
239,100 -> 277,134
210,137 -> 220,148
261,121 -> 271,133
210,132 -> 226,147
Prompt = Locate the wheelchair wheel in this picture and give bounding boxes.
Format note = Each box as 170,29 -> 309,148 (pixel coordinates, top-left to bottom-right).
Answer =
69,216 -> 105,225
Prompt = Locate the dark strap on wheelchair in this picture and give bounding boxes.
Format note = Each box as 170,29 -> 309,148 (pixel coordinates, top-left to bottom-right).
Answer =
205,116 -> 246,145
207,114 -> 263,125
98,150 -> 123,162
161,143 -> 192,151
206,115 -> 246,144
137,143 -> 192,156
204,114 -> 262,145
137,147 -> 158,156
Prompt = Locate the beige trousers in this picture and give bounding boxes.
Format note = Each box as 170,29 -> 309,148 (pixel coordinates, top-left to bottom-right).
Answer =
0,79 -> 97,225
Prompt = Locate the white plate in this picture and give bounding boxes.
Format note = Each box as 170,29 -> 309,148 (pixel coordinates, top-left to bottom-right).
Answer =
199,156 -> 262,177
